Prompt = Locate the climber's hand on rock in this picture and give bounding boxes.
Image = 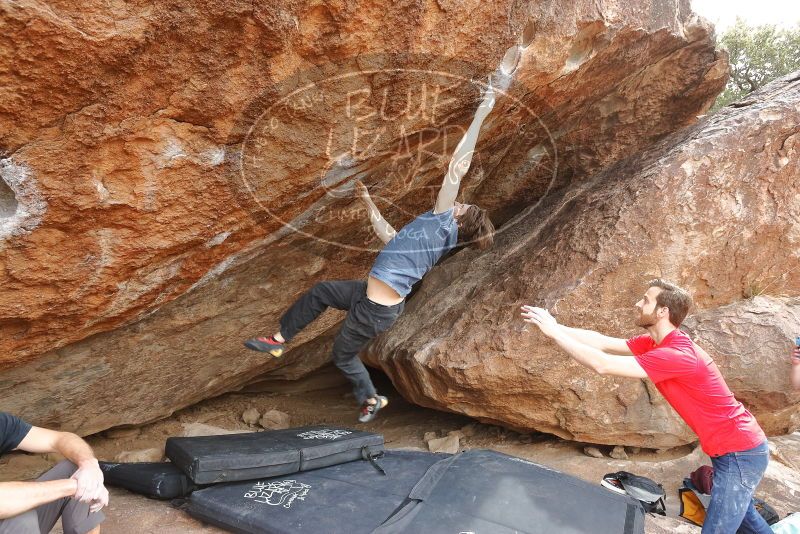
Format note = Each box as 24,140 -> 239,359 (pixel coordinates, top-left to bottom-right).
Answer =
355,180 -> 371,202
520,305 -> 560,338
477,78 -> 496,115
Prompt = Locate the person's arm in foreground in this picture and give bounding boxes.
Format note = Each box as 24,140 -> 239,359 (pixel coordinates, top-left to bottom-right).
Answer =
0,478 -> 78,519
521,306 -> 647,378
433,81 -> 495,214
523,305 -> 633,355
356,180 -> 396,244
0,427 -> 108,519
792,345 -> 800,390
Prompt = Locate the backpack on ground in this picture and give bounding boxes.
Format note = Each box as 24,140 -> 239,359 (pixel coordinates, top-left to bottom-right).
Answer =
754,497 -> 781,525
678,480 -> 710,526
679,475 -> 781,527
601,471 -> 666,515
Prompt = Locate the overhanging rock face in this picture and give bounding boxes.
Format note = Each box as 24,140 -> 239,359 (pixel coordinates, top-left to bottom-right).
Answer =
1,0 -> 728,434
364,73 -> 800,448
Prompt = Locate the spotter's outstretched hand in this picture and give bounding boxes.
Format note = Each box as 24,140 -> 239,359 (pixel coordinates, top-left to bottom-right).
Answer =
520,305 -> 560,338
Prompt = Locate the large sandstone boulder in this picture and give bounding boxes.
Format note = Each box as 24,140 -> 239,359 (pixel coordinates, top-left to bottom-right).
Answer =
1,0 -> 726,433
364,73 -> 800,448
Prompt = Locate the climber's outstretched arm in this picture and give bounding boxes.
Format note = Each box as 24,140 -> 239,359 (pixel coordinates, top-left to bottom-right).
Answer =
356,180 -> 396,244
433,82 -> 496,214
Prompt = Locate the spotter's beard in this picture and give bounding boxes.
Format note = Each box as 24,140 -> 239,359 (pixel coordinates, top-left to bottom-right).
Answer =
635,309 -> 658,328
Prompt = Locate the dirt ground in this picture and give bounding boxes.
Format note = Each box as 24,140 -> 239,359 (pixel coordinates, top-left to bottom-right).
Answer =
2,366 -> 799,534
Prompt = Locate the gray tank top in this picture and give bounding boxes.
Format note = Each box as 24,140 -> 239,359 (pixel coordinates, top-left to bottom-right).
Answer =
368,209 -> 458,297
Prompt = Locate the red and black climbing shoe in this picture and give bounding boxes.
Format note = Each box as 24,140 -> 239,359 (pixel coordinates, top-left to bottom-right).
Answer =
244,336 -> 285,357
358,395 -> 388,423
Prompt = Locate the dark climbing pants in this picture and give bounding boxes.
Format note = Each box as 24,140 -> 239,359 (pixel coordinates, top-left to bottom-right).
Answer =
279,280 -> 404,404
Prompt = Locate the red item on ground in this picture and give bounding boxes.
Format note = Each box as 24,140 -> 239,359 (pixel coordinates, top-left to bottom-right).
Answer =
690,465 -> 714,494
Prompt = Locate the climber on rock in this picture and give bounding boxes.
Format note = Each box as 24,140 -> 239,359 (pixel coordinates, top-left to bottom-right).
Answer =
245,81 -> 498,423
791,342 -> 800,390
0,412 -> 108,534
521,280 -> 772,534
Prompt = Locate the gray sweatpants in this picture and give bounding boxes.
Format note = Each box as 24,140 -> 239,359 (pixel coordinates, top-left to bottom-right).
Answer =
0,461 -> 105,534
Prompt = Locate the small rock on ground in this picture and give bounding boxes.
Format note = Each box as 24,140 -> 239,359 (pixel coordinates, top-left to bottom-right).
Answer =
241,408 -> 261,425
610,445 -> 629,460
115,448 -> 164,463
259,409 -> 290,430
428,435 -> 460,454
584,446 -> 604,458
447,430 -> 465,440
181,423 -> 246,437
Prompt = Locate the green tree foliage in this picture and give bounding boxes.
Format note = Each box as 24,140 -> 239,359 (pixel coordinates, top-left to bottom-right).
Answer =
712,19 -> 800,110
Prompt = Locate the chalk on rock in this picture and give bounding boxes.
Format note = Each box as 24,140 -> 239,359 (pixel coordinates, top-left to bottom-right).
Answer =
259,409 -> 290,430
428,435 -> 460,454
115,448 -> 164,463
610,446 -> 629,460
583,446 -> 604,458
242,407 -> 261,426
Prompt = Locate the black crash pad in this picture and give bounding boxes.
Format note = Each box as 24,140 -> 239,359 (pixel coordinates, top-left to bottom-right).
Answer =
166,425 -> 384,484
186,450 -> 446,534
99,461 -> 194,500
185,449 -> 645,534
375,449 -> 645,534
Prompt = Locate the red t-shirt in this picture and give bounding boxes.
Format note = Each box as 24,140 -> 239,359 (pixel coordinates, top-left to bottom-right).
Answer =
627,329 -> 765,457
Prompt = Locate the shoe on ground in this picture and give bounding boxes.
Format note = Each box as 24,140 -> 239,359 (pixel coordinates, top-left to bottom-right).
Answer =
244,336 -> 285,357
358,395 -> 388,423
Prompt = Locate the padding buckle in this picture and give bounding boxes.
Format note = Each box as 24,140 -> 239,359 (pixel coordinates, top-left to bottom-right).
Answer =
361,446 -> 387,476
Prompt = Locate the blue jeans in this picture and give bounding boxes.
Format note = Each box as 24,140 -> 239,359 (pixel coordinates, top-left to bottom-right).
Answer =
702,441 -> 772,534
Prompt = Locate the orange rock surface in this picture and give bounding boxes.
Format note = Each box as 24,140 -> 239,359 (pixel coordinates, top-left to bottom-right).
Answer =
1,0 -> 736,436
365,73 -> 800,447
